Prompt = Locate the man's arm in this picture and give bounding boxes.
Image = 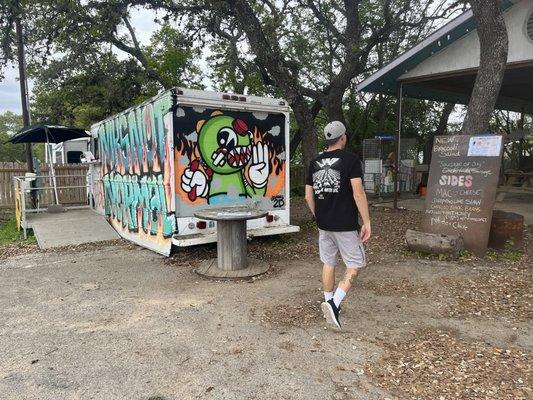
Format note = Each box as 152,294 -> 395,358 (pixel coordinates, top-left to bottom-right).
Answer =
305,184 -> 315,217
351,177 -> 371,242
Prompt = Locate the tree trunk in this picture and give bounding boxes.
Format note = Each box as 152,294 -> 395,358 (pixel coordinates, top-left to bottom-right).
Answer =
290,101 -> 322,160
292,101 -> 318,172
323,93 -> 347,127
461,0 -> 508,135
377,95 -> 388,132
228,0 -> 318,167
424,102 -> 455,164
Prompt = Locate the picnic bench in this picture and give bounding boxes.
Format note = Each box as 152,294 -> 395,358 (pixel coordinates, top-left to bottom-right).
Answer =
497,172 -> 533,201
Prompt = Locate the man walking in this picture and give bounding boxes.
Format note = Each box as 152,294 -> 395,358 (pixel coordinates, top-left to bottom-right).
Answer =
305,121 -> 371,330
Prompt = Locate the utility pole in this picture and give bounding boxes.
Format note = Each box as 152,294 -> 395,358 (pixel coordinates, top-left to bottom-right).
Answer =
15,13 -> 37,208
15,15 -> 34,173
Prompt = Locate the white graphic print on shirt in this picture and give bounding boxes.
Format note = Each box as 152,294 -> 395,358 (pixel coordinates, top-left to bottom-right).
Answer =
312,158 -> 341,199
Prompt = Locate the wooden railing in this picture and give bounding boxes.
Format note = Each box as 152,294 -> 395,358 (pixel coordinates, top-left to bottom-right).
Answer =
0,162 -> 89,208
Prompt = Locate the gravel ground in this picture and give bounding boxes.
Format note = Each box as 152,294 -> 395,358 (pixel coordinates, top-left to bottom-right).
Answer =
367,328 -> 531,400
0,199 -> 531,399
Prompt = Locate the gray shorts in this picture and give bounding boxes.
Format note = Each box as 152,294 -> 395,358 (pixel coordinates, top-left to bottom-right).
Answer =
318,229 -> 366,269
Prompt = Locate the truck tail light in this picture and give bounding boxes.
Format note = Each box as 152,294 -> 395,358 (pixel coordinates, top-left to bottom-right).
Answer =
266,214 -> 274,223
196,221 -> 207,229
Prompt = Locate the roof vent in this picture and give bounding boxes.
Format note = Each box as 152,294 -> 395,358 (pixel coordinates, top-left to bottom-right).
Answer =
527,12 -> 533,41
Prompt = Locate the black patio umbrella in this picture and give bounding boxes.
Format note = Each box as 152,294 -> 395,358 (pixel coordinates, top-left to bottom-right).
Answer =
9,124 -> 91,205
8,124 -> 90,144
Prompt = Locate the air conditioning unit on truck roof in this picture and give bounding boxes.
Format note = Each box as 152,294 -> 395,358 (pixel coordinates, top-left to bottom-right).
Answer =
87,88 -> 299,256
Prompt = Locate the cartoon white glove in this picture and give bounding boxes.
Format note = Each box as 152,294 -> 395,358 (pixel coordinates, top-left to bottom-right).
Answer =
249,142 -> 270,188
181,167 -> 209,200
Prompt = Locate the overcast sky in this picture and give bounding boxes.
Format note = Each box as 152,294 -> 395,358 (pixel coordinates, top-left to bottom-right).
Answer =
0,66 -> 24,114
0,7 -> 158,115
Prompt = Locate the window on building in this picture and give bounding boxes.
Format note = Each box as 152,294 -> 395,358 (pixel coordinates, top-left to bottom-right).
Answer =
67,151 -> 83,164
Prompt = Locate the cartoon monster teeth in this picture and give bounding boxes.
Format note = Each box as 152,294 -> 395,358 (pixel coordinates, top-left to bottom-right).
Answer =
225,145 -> 252,167
213,152 -> 226,166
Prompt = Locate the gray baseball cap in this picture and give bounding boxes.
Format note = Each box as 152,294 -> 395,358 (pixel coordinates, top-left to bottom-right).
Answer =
324,121 -> 346,140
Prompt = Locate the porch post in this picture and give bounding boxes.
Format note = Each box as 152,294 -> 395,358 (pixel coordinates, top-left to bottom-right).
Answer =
393,84 -> 403,210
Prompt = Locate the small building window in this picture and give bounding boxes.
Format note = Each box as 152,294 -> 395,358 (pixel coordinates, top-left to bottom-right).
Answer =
67,151 -> 83,164
527,11 -> 533,41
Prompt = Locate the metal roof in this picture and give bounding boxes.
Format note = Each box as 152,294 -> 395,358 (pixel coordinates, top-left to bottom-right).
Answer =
357,8 -> 478,95
355,1 -> 533,113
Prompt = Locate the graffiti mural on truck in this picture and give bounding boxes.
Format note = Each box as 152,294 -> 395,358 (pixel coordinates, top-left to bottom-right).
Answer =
97,93 -> 176,254
175,107 -> 286,209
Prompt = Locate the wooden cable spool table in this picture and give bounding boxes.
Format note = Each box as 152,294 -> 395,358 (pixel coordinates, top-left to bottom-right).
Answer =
194,206 -> 270,279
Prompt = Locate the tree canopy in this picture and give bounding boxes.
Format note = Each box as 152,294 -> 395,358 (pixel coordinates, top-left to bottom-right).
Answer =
0,111 -> 25,162
3,0 -> 526,166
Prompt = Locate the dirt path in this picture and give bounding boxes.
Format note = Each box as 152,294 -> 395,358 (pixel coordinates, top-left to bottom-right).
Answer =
0,203 -> 531,400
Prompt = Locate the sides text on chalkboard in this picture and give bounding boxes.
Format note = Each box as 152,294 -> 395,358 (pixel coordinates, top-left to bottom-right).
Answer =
421,135 -> 503,256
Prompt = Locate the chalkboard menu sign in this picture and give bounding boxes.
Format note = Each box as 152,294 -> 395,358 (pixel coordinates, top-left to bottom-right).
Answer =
421,135 -> 503,256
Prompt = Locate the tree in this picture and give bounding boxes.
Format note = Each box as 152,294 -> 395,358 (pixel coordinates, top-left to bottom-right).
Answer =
0,111 -> 24,162
0,112 -> 47,162
144,22 -> 204,90
423,102 -> 455,164
1,0 -> 459,172
30,54 -> 153,128
3,4 -> 203,128
206,26 -> 270,95
1,1 -> 202,89
461,0 -> 508,135
175,0 -> 456,168
492,110 -> 532,171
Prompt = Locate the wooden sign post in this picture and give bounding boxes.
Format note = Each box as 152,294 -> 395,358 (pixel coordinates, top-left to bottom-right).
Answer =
421,135 -> 503,256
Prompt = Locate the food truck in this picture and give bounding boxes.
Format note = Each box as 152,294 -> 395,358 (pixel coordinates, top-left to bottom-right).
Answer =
88,88 -> 299,255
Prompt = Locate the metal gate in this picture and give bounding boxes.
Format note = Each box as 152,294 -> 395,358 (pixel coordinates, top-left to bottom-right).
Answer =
362,137 -> 418,194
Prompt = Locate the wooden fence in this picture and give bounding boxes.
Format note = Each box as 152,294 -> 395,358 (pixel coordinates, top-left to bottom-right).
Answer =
0,162 -> 89,208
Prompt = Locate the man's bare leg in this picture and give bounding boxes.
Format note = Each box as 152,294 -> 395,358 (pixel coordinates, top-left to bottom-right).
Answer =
333,268 -> 359,307
322,264 -> 335,301
337,268 -> 358,292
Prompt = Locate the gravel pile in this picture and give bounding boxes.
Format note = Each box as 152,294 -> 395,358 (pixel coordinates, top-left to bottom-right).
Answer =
440,267 -> 532,322
0,243 -> 39,260
367,329 -> 531,400
0,239 -> 127,261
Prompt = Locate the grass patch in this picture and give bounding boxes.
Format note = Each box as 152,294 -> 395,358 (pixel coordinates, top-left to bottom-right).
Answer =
486,247 -> 523,262
0,216 -> 35,245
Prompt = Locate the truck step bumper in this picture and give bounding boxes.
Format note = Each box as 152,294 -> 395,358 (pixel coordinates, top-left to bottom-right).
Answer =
172,224 -> 300,247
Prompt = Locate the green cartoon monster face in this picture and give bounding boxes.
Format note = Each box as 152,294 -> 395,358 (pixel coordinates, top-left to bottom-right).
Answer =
197,114 -> 253,174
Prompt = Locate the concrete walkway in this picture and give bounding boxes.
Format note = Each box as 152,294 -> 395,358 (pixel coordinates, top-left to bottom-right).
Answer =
27,208 -> 118,249
374,193 -> 533,225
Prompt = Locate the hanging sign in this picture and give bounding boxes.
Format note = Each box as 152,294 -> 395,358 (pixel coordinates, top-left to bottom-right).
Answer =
421,134 -> 503,256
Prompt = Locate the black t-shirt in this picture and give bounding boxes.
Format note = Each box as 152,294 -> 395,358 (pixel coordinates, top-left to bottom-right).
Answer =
306,149 -> 363,231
